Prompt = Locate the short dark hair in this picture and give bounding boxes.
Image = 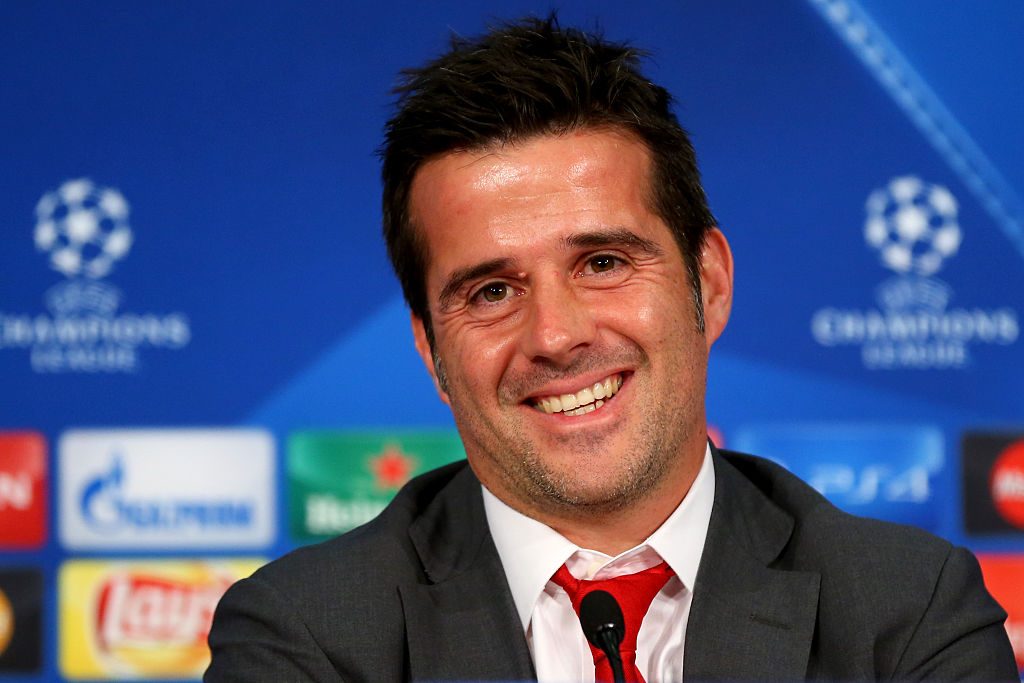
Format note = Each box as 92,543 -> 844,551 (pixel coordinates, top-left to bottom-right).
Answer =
381,15 -> 716,343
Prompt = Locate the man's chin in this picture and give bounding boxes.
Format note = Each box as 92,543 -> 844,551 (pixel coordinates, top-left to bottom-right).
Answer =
517,460 -> 662,517
528,416 -> 636,456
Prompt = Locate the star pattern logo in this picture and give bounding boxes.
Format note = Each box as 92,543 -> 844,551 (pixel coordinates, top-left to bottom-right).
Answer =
369,445 -> 416,491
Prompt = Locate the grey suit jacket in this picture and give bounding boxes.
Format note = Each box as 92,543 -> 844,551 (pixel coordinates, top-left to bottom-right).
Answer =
205,449 -> 1018,681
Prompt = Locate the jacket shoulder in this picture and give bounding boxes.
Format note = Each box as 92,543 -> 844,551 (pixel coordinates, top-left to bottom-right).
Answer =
207,460 -> 472,681
718,448 -> 951,563
717,450 -> 1014,679
253,459 -> 470,591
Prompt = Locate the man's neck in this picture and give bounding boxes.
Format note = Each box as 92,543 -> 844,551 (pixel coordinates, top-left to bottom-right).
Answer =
481,445 -> 716,632
509,445 -> 707,556
545,482 -> 695,556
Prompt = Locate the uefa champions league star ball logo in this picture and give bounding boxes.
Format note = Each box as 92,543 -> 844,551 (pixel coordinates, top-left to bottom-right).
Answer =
864,176 -> 961,277
34,178 -> 133,279
0,179 -> 192,373
810,174 -> 1019,369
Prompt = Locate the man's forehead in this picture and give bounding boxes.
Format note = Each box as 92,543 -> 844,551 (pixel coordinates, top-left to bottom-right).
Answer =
406,128 -> 669,299
410,130 -> 654,223
411,127 -> 653,195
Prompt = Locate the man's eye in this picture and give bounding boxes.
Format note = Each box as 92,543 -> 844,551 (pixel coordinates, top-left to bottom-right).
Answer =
583,254 -> 622,274
478,283 -> 509,303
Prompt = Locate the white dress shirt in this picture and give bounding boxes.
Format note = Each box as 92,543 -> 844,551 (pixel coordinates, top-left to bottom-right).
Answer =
483,446 -> 715,683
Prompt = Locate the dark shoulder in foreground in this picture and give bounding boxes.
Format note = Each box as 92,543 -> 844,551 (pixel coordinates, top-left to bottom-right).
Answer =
253,459 -> 469,586
721,448 -> 953,564
205,460 -> 472,683
718,449 -> 1017,681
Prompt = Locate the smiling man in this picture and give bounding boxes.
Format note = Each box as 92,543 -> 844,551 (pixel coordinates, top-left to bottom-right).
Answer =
407,128 -> 730,557
206,17 -> 1017,683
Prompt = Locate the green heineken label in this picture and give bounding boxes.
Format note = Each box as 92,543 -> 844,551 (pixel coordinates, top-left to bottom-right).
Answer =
287,431 -> 465,542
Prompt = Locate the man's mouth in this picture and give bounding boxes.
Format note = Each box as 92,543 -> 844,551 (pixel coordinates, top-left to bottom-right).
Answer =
532,373 -> 624,417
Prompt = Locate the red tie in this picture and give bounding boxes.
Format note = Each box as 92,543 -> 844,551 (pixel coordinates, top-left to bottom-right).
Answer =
551,561 -> 675,683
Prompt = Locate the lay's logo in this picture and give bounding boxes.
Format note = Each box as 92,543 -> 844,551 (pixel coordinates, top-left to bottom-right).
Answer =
59,559 -> 262,679
96,573 -> 229,651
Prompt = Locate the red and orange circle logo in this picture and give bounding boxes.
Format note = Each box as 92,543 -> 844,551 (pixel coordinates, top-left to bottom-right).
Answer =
0,587 -> 12,655
990,440 -> 1024,529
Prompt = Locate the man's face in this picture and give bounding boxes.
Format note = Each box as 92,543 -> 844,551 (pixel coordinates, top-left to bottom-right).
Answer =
409,129 -> 732,526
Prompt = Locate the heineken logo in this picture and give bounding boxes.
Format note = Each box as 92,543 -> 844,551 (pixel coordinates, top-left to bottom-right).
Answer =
369,445 -> 416,491
287,431 -> 464,542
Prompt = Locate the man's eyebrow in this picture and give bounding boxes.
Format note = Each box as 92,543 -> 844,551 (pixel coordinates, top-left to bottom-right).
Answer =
438,257 -> 516,310
563,227 -> 665,255
435,229 -> 662,311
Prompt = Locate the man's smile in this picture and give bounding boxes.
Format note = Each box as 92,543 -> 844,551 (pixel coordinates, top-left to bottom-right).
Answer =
531,372 -> 625,416
412,128 -> 725,522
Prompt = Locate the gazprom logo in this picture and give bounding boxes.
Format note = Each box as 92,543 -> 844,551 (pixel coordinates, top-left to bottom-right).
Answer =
59,429 -> 274,550
79,455 -> 253,534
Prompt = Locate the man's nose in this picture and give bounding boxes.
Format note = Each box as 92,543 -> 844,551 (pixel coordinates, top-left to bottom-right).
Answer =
520,278 -> 596,364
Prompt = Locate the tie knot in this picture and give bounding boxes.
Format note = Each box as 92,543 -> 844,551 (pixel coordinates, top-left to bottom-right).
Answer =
552,561 -> 675,617
551,560 -> 675,683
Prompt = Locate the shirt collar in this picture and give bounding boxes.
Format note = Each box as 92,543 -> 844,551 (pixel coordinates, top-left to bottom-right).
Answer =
482,444 -> 716,630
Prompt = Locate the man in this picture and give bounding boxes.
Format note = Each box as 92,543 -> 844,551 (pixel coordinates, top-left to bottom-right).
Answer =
206,17 -> 1017,682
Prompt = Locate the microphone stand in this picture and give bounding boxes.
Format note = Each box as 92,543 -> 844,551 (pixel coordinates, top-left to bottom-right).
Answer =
579,590 -> 627,683
591,625 -> 627,683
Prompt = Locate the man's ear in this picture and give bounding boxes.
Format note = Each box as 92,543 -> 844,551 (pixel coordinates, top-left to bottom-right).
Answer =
699,228 -> 734,350
411,312 -> 450,405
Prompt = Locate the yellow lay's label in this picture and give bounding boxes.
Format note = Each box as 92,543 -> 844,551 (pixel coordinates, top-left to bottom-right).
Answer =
59,558 -> 263,679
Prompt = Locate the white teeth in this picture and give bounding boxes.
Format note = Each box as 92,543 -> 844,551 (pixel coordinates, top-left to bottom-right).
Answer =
533,373 -> 623,416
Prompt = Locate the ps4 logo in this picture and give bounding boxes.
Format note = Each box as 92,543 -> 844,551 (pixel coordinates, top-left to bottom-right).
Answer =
808,463 -> 932,505
734,425 -> 944,531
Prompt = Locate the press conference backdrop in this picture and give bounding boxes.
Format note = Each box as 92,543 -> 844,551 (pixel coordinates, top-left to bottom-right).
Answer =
1,1 -> 1022,680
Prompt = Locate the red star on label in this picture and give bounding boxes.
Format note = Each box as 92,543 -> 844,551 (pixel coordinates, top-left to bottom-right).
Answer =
369,445 -> 416,491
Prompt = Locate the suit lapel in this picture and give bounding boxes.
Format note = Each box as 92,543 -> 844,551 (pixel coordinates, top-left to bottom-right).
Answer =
397,452 -> 820,681
685,451 -> 821,681
400,465 -> 535,682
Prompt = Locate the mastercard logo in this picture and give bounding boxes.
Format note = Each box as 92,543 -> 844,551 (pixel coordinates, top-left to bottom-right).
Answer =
990,440 -> 1024,530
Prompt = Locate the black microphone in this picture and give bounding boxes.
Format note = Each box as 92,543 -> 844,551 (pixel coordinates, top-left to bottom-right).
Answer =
579,590 -> 627,683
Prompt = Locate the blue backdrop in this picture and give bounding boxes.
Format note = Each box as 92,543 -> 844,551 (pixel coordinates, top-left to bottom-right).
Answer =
1,1 -> 1022,680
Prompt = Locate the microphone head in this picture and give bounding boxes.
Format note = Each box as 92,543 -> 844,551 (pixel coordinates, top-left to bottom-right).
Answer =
579,590 -> 625,649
